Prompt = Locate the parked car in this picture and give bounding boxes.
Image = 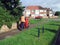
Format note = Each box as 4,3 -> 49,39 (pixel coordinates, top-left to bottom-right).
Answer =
35,16 -> 42,19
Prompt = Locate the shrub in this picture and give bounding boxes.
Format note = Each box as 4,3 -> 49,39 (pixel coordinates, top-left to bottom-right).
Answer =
55,11 -> 60,16
0,7 -> 15,28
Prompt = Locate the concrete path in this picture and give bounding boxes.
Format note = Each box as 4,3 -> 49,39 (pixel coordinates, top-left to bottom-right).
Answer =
0,19 -> 46,40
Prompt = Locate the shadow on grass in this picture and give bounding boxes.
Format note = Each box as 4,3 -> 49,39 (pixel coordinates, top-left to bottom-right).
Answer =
45,28 -> 57,33
49,24 -> 60,26
30,27 -> 57,37
48,31 -> 58,45
49,26 -> 60,45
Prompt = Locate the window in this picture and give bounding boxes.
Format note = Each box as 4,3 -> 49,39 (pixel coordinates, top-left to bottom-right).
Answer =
49,11 -> 52,13
35,10 -> 39,14
40,10 -> 43,12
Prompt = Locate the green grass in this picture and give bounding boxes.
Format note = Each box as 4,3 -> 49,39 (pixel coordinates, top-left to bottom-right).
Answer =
29,19 -> 42,24
0,28 -> 56,45
0,19 -> 60,45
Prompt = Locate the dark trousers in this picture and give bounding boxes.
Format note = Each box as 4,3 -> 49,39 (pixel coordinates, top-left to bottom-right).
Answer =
20,22 -> 25,29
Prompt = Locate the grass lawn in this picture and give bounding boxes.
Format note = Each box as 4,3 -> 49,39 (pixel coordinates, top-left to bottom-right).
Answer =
29,19 -> 43,24
0,19 -> 60,45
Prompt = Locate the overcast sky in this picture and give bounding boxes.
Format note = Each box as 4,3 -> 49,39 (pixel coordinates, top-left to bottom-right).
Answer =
20,0 -> 60,11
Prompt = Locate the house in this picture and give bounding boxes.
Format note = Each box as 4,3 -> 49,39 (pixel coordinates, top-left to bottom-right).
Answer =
23,6 -> 54,18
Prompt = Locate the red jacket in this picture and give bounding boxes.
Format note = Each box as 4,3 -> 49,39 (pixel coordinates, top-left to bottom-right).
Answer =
24,17 -> 29,28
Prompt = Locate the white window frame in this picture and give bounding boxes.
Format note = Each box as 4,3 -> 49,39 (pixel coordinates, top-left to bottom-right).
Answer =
40,10 -> 43,12
35,10 -> 39,15
49,11 -> 52,13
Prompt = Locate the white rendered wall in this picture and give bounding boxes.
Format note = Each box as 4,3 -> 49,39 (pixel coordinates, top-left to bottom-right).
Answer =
35,10 -> 39,15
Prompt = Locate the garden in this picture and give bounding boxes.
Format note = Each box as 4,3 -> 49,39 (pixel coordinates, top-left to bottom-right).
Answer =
0,0 -> 60,45
0,19 -> 60,45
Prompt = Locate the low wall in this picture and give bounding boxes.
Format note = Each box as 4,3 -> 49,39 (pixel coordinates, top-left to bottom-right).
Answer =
0,23 -> 17,33
42,16 -> 58,18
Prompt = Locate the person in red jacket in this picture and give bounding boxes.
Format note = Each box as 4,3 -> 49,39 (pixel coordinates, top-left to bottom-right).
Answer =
24,17 -> 29,28
24,14 -> 31,28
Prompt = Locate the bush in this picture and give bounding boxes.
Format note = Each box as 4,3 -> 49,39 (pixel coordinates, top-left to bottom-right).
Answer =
10,7 -> 23,21
0,7 -> 15,28
0,0 -> 24,29
55,11 -> 60,16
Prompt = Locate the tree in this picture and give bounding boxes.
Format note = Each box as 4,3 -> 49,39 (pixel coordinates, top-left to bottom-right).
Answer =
0,0 -> 23,17
55,11 -> 60,16
0,0 -> 24,20
0,0 -> 19,10
0,6 -> 15,28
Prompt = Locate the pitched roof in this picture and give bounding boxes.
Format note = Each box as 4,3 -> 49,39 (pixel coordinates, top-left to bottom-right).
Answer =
25,6 -> 52,11
26,6 -> 43,10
